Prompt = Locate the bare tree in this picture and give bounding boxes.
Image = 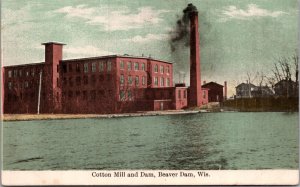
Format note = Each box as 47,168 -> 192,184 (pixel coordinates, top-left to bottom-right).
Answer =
245,71 -> 258,98
292,54 -> 298,82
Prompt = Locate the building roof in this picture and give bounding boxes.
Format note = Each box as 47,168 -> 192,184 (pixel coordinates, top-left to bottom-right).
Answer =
274,79 -> 296,86
42,42 -> 66,45
3,55 -> 173,68
4,62 -> 44,68
61,55 -> 173,64
235,83 -> 256,88
202,81 -> 224,88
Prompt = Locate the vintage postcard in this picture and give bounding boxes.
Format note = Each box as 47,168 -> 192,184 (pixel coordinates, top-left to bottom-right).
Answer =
1,0 -> 299,185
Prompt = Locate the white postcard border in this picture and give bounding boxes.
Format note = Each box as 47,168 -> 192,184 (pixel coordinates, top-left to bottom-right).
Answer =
1,170 -> 299,185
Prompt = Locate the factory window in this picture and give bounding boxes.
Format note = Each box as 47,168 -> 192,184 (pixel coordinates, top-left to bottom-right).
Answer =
107,74 -> 111,81
26,71 -> 29,77
141,63 -> 145,71
128,90 -> 133,100
8,70 -> 12,78
120,74 -> 124,85
160,66 -> 164,74
63,77 -> 67,85
154,77 -> 158,86
25,81 -> 29,88
154,65 -> 158,73
31,69 -> 35,77
8,82 -> 12,90
142,76 -> 146,85
99,75 -> 104,82
69,64 -> 73,72
69,77 -> 73,87
91,90 -> 96,100
128,76 -> 132,85
128,62 -> 132,71
98,90 -> 104,97
62,64 -> 67,73
107,61 -> 112,71
120,90 -> 125,101
14,70 -> 18,77
184,90 -> 187,98
83,76 -> 88,85
19,70 -> 22,77
99,62 -> 104,72
166,66 -> 170,74
82,91 -> 87,100
135,76 -> 139,86
160,77 -> 164,86
84,63 -> 89,73
134,62 -> 139,71
178,90 -> 181,99
68,91 -> 73,98
76,76 -> 81,85
76,63 -> 80,72
120,61 -> 124,69
92,63 -> 96,72
203,91 -> 206,99
91,75 -> 96,84
167,78 -> 170,87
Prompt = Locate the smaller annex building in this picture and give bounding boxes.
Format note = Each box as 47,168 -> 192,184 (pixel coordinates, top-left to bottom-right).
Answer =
3,42 -> 190,114
202,81 -> 227,103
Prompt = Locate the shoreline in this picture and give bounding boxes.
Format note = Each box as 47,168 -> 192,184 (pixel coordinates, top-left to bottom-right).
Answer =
2,110 -> 207,122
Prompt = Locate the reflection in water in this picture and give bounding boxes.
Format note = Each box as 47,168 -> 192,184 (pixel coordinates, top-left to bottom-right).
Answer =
3,112 -> 299,170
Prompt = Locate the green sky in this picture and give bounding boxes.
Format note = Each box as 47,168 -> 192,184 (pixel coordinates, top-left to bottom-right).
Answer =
2,0 -> 298,96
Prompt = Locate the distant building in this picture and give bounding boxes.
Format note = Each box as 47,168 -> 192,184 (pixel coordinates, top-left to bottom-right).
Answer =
202,81 -> 224,102
251,86 -> 274,98
274,79 -> 298,97
235,83 -> 256,98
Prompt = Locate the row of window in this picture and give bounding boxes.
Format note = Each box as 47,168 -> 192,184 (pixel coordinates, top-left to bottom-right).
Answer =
119,90 -> 134,101
63,74 -> 112,87
62,61 -> 112,74
7,81 -> 32,90
120,75 -> 146,86
153,77 -> 171,87
6,92 -> 36,101
177,89 -> 187,99
62,90 -> 112,100
153,64 -> 170,74
120,61 -> 146,71
7,69 -> 39,78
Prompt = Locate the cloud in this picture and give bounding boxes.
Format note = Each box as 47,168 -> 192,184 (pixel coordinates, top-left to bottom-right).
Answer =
64,46 -> 114,57
55,4 -> 95,19
123,34 -> 169,43
219,4 -> 287,22
54,5 -> 170,31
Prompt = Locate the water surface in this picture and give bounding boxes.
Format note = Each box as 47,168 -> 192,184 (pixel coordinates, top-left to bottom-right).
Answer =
3,112 -> 298,170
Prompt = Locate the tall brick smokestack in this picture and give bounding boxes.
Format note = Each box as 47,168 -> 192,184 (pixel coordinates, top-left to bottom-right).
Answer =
186,4 -> 202,107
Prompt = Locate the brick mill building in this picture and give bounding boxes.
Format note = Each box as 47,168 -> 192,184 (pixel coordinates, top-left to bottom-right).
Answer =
3,3 -> 206,114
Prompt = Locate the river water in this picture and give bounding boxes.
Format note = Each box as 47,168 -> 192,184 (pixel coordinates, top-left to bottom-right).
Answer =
3,112 -> 298,170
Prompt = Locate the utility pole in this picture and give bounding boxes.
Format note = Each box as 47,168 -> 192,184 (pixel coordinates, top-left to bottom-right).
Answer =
37,70 -> 42,114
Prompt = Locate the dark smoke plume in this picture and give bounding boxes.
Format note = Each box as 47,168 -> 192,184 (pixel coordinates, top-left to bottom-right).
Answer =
169,4 -> 212,84
170,6 -> 190,51
170,4 -> 198,52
